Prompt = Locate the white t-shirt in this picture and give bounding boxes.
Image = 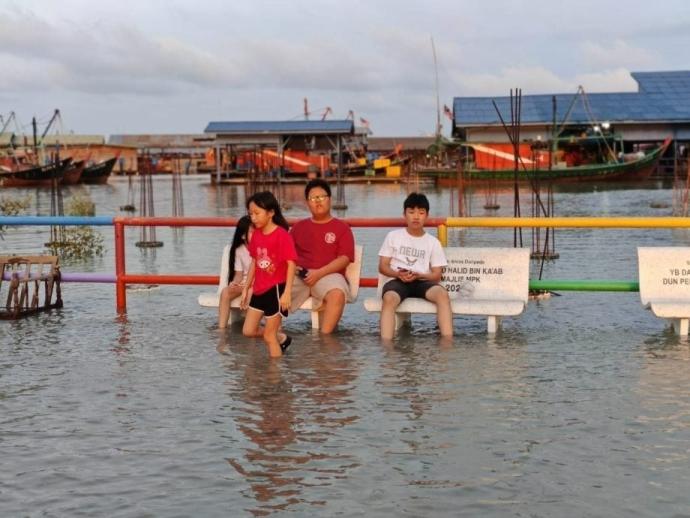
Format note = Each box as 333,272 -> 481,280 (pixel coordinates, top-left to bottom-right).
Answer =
378,228 -> 447,274
233,244 -> 252,285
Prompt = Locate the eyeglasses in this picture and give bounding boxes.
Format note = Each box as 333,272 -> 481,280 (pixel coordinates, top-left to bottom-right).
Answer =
308,194 -> 330,202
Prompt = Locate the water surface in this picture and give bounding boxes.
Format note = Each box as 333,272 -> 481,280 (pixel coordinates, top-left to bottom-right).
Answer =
1,177 -> 689,516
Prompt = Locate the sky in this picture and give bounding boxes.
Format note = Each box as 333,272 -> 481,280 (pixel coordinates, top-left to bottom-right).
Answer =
1,0 -> 689,138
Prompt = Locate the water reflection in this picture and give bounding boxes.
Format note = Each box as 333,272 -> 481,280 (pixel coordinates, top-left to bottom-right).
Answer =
217,333 -> 360,515
113,314 -> 131,355
636,337 -> 690,483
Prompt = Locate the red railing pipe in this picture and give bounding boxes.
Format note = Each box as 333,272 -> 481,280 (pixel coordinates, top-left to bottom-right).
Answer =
121,274 -> 219,285
114,221 -> 126,313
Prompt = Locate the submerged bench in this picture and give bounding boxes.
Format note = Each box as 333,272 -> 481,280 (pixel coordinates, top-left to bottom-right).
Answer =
638,247 -> 690,335
199,245 -> 363,329
0,255 -> 63,319
363,247 -> 530,333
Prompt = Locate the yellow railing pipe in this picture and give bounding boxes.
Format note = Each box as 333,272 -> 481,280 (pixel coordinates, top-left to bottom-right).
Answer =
445,217 -> 690,228
437,224 -> 448,246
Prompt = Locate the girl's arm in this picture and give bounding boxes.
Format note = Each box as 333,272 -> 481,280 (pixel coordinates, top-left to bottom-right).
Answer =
229,269 -> 244,286
279,260 -> 296,311
240,260 -> 255,309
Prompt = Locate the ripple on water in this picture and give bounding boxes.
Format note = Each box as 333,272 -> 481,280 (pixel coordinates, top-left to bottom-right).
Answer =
3,180 -> 690,516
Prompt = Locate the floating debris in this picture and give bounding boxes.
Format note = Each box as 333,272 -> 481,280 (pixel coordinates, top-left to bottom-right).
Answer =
126,284 -> 160,292
529,289 -> 554,300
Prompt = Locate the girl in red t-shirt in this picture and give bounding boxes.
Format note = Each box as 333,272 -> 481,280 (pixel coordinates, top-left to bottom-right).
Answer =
240,191 -> 297,357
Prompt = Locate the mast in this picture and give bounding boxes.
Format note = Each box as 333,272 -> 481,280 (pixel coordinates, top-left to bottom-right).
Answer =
40,109 -> 62,143
431,36 -> 442,138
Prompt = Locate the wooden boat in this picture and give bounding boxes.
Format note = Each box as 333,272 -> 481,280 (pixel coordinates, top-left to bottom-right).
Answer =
81,157 -> 117,184
0,158 -> 71,188
62,159 -> 85,185
422,138 -> 671,185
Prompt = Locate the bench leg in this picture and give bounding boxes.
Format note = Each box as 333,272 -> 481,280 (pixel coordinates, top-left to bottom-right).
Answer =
487,316 -> 501,334
394,313 -> 410,331
672,318 -> 689,336
228,308 -> 242,325
311,310 -> 321,330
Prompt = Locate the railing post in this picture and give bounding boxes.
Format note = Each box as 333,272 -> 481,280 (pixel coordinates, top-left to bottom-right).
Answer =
114,220 -> 127,313
437,224 -> 448,246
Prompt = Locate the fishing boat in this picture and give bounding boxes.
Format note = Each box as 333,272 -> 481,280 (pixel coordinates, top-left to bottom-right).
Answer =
62,159 -> 85,185
422,138 -> 671,185
81,156 -> 117,184
0,158 -> 72,188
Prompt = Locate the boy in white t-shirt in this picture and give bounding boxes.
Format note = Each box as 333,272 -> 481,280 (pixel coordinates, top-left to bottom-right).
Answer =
377,193 -> 453,340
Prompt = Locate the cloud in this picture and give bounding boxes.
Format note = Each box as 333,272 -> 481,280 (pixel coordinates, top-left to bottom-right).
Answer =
580,39 -> 656,70
454,67 -> 570,96
572,68 -> 638,93
447,65 -> 640,98
2,0 -> 686,136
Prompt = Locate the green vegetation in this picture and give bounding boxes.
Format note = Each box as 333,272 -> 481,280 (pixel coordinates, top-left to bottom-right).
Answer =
47,194 -> 104,260
0,195 -> 31,239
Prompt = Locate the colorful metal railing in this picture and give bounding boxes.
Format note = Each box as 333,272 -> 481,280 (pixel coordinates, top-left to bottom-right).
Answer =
3,215 -> 690,313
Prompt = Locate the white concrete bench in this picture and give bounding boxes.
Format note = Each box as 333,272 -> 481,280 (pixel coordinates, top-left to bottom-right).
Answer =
638,247 -> 690,335
363,247 -> 530,333
199,245 -> 363,329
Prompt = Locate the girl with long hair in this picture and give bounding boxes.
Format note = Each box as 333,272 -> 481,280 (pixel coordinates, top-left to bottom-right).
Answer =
218,215 -> 253,329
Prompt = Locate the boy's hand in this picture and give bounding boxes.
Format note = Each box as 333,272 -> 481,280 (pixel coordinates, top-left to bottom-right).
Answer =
302,268 -> 321,287
398,269 -> 417,283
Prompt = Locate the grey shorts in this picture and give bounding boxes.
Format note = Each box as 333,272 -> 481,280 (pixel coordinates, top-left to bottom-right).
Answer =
290,273 -> 351,312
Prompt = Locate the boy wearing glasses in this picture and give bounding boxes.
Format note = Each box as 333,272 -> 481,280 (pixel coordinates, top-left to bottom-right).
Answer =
290,179 -> 355,333
377,192 -> 452,340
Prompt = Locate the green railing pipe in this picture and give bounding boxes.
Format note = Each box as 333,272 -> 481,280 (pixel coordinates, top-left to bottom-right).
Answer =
530,280 -> 640,292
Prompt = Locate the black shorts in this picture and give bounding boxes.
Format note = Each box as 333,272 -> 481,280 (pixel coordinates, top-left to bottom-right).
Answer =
249,283 -> 288,318
382,278 -> 440,302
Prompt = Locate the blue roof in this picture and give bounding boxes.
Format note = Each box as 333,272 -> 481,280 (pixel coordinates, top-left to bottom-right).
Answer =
453,70 -> 690,127
204,120 -> 354,135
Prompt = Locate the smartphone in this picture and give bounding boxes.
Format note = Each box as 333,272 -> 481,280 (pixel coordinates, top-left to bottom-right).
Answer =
297,267 -> 308,279
398,268 -> 409,274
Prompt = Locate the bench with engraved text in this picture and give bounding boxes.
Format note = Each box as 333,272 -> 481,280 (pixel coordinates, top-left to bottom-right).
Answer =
363,247 -> 530,333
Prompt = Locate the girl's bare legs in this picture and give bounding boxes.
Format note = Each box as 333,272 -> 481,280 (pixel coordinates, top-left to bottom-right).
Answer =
263,314 -> 283,358
242,308 -> 264,338
242,308 -> 287,345
218,284 -> 244,329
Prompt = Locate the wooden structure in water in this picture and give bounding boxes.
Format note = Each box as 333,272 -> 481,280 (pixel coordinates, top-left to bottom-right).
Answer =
0,256 -> 63,319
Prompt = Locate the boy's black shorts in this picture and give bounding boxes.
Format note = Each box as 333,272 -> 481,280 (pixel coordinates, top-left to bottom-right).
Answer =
249,283 -> 288,318
382,278 -> 440,302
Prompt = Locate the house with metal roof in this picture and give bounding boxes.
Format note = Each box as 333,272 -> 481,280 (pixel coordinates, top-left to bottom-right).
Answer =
451,71 -> 690,153
203,120 -> 357,181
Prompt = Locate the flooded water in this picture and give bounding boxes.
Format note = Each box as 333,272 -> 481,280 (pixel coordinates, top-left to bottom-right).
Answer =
2,177 -> 690,516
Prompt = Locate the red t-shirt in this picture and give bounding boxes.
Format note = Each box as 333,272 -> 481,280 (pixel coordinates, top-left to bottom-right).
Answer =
290,218 -> 355,275
248,226 -> 298,295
